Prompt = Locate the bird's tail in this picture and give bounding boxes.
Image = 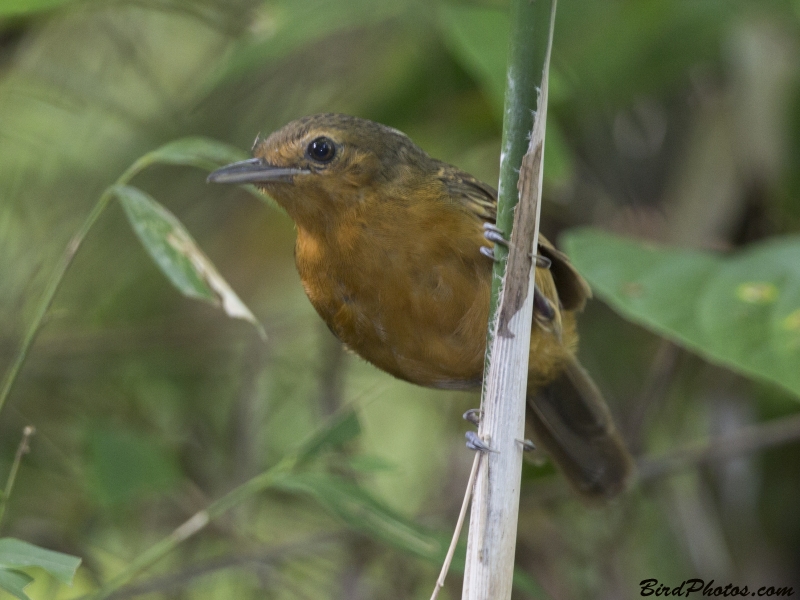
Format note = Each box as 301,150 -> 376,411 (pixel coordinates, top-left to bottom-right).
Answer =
526,356 -> 634,500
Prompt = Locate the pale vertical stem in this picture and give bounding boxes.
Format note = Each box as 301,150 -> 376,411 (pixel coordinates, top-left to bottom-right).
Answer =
429,452 -> 482,600
461,1 -> 557,599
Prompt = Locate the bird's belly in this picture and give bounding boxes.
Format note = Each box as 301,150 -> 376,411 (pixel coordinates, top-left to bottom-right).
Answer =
300,255 -> 490,390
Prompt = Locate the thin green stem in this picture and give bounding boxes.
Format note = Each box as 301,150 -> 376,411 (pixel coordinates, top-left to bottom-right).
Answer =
86,456 -> 297,600
0,191 -> 114,418
83,408 -> 355,598
0,162 -> 143,419
0,425 -> 35,532
486,0 -> 554,334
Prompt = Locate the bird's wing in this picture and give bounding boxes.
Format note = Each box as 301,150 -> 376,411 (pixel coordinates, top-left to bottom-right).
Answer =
537,236 -> 592,311
437,164 -> 497,223
527,355 -> 633,499
437,164 -> 592,311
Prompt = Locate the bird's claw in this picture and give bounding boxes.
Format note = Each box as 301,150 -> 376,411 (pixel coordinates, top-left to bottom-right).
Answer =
533,254 -> 551,269
482,222 -> 508,247
463,408 -> 482,426
481,223 -> 507,262
481,224 -> 551,270
517,439 -> 536,452
533,285 -> 562,340
533,286 -> 556,322
483,247 -> 552,269
465,431 -> 496,453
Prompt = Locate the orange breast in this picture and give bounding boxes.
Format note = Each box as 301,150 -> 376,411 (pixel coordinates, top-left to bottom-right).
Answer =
294,196 -> 575,391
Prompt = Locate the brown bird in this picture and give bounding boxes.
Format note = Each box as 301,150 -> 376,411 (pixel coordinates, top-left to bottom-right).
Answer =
208,113 -> 633,499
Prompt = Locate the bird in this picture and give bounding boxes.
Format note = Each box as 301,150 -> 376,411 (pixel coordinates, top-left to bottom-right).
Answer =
208,113 -> 633,499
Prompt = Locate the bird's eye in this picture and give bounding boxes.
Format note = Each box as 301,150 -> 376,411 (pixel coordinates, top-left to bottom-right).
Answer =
307,137 -> 336,163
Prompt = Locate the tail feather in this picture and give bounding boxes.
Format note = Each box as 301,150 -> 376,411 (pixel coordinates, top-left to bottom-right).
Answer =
526,357 -> 634,499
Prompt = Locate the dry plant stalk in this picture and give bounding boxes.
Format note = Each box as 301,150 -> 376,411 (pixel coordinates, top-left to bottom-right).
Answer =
461,3 -> 557,599
429,452 -> 482,600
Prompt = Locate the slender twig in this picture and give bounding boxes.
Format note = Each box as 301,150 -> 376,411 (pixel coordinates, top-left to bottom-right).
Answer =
0,190 -> 115,419
0,425 -> 35,531
430,452 -> 482,600
0,154 -> 152,419
625,341 -> 681,453
84,456 -> 296,600
105,534 -> 339,600
638,411 -> 800,482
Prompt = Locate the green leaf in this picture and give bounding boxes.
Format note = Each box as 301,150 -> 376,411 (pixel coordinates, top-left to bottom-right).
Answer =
0,0 -> 74,17
275,472 -> 440,558
122,137 -> 249,182
0,538 -> 81,584
295,408 -> 361,465
561,228 -> 800,399
273,472 -> 548,598
113,185 -> 265,338
0,568 -> 33,600
120,137 -> 272,206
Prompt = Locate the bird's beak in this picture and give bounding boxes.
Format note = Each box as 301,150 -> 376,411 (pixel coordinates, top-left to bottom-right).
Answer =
207,158 -> 310,184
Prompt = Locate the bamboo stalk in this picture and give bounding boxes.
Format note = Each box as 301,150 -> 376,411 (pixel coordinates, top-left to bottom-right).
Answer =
461,1 -> 557,599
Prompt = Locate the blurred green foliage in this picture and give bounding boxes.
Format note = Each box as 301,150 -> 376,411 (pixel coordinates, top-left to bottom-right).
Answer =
1,0 -> 800,599
0,538 -> 80,600
563,229 -> 800,399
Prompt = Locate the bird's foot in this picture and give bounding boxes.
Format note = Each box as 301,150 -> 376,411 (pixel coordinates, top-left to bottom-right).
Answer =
482,222 -> 508,247
480,223 -> 551,268
533,286 -> 556,322
480,223 -> 507,261
465,431 -> 497,453
479,246 -> 497,260
533,285 -> 562,341
517,439 -> 536,452
532,254 -> 552,269
463,408 -> 482,426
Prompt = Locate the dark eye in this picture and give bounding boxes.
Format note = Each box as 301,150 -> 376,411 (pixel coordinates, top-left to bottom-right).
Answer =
307,137 -> 336,162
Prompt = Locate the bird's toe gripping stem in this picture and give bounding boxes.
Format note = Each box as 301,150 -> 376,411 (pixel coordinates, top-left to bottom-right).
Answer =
462,386 -> 534,455
465,431 -> 496,453
463,408 -> 482,426
480,223 -> 551,269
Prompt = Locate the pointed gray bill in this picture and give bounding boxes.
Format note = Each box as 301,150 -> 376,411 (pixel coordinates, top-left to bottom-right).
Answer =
207,158 -> 310,184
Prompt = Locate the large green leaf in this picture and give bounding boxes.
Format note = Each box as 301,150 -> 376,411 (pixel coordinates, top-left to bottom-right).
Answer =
114,185 -> 265,338
561,228 -> 800,399
0,538 -> 81,585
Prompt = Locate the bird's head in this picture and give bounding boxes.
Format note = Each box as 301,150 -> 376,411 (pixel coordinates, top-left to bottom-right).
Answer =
208,113 -> 433,230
